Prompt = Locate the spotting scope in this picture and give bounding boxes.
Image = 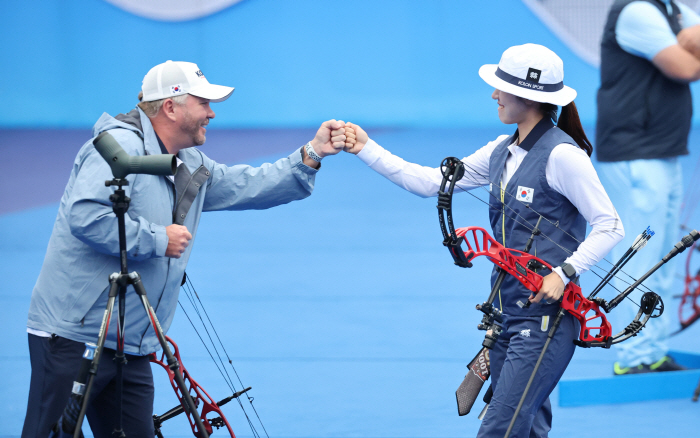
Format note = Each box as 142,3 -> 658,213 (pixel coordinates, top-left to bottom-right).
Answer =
93,131 -> 176,178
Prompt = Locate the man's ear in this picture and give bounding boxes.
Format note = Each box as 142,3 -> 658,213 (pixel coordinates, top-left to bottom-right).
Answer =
161,99 -> 178,122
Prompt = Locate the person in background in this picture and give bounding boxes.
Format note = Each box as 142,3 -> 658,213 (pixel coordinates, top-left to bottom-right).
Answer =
596,0 -> 700,375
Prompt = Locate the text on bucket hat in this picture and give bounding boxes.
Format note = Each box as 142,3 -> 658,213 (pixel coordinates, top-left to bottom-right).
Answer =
478,44 -> 577,107
141,61 -> 234,103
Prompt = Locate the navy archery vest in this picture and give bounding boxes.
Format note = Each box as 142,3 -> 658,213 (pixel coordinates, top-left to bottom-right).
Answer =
488,119 -> 586,316
596,0 -> 691,162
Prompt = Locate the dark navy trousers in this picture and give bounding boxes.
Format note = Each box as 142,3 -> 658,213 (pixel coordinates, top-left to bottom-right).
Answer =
476,313 -> 579,438
22,334 -> 154,438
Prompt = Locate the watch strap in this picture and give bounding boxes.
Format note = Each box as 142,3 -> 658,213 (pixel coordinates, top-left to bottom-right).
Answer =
304,142 -> 323,162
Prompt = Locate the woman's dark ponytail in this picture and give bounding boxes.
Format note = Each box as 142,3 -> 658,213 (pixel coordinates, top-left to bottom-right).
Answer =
540,102 -> 593,157
559,102 -> 593,156
543,102 -> 593,157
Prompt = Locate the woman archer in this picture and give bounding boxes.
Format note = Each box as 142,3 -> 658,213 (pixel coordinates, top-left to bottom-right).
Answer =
342,44 -> 624,437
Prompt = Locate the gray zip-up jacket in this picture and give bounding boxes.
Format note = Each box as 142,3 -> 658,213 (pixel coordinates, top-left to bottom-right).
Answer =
27,107 -> 318,355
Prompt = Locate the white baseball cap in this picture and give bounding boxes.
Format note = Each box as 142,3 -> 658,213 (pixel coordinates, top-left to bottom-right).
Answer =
478,44 -> 576,106
141,60 -> 234,103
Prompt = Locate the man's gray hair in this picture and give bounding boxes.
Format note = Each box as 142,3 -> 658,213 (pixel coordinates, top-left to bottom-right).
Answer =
137,91 -> 188,117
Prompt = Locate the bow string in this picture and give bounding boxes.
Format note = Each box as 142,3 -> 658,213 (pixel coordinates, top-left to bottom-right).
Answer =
150,274 -> 269,438
442,155 -> 657,308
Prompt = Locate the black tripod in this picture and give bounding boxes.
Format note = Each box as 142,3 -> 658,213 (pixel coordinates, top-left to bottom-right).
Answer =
66,177 -> 210,438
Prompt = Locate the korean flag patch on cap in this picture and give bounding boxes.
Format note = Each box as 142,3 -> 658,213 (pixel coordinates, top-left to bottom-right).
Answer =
517,186 -> 534,203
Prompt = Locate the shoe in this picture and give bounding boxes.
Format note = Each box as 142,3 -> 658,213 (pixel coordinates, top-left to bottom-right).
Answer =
613,355 -> 688,376
649,355 -> 687,372
614,362 -> 651,375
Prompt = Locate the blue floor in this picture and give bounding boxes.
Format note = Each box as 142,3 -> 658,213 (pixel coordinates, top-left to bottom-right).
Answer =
1,127 -> 700,437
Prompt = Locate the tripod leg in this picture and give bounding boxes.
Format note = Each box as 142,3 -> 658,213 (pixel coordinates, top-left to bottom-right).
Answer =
73,277 -> 121,438
112,284 -> 127,438
503,309 -> 566,438
130,272 -> 210,438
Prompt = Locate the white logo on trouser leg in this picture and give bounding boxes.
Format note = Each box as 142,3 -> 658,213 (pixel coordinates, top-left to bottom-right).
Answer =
520,329 -> 531,337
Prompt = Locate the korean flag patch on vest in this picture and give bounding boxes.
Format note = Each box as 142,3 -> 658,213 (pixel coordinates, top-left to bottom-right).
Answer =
517,186 -> 534,203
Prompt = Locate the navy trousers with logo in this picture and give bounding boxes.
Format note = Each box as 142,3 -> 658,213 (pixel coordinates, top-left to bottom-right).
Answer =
22,334 -> 154,438
476,313 -> 579,438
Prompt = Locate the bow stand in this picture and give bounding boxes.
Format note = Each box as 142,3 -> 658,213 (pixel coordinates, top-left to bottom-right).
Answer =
149,274 -> 270,438
151,334 -> 252,437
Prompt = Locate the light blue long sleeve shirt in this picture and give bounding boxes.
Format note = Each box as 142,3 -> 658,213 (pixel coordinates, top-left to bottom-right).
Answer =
27,107 -> 318,355
616,0 -> 700,60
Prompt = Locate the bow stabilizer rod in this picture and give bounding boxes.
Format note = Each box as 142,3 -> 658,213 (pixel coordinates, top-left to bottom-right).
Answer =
153,387 -> 252,437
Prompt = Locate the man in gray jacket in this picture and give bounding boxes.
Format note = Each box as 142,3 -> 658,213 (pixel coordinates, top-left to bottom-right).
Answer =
22,60 -> 346,437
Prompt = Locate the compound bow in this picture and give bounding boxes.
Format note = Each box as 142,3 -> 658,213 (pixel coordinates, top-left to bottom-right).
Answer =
676,243 -> 700,334
150,274 -> 269,438
150,336 -> 251,438
675,153 -> 700,334
436,156 -> 698,438
437,157 -> 677,348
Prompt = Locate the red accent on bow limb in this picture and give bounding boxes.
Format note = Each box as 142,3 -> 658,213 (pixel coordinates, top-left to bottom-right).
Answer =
455,227 -> 546,293
454,226 -> 613,344
679,243 -> 700,331
560,286 -> 612,343
150,336 -> 236,438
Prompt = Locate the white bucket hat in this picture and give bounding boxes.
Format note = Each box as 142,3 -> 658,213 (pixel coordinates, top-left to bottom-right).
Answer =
141,60 -> 234,103
478,44 -> 576,106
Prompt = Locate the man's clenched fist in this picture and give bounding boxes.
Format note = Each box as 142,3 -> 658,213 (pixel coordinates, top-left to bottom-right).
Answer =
165,224 -> 192,258
310,119 -> 346,157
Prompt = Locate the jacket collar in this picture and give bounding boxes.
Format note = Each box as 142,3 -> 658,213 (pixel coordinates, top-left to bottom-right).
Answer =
512,116 -> 554,152
136,107 -> 164,157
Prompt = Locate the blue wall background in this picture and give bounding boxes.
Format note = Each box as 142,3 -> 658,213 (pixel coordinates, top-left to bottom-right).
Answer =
4,2 -> 700,437
7,0 -> 699,129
